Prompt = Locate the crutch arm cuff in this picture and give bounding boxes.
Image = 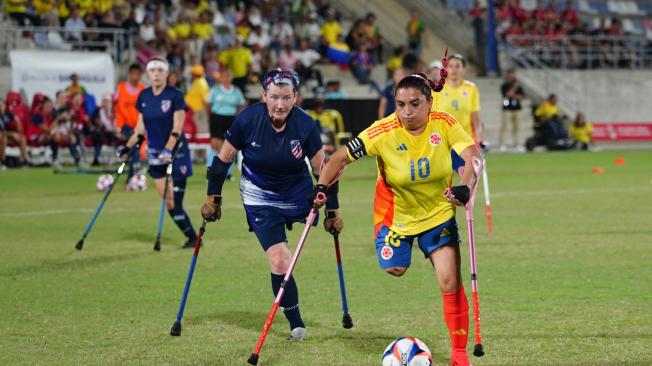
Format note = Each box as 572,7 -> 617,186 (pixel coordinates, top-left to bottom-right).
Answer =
206,156 -> 232,195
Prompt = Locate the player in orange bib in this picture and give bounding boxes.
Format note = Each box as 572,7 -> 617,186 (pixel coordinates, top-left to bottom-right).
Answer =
114,63 -> 146,180
314,73 -> 482,366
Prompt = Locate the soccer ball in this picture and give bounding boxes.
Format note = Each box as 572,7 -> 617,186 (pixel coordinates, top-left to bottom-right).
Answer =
96,174 -> 114,192
126,174 -> 148,191
382,337 -> 432,366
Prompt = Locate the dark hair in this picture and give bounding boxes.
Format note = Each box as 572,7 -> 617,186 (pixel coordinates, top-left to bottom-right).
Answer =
395,73 -> 443,99
128,63 -> 142,72
448,53 -> 466,67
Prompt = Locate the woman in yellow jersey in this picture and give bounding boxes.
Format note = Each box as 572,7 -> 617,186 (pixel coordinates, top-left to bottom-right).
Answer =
434,54 -> 482,172
314,73 -> 481,366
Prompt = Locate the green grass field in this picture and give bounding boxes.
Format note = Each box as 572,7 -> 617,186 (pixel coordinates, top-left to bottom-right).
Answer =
1,150 -> 651,366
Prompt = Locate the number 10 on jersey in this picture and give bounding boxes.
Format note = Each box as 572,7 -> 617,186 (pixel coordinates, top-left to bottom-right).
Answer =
410,158 -> 431,181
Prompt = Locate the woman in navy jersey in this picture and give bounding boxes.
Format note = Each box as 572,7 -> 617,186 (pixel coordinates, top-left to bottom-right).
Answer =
121,57 -> 197,248
200,69 -> 343,340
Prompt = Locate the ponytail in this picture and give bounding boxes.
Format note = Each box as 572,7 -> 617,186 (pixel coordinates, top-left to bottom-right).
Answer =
395,48 -> 449,97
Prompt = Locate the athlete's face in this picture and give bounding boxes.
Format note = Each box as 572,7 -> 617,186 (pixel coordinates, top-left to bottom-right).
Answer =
147,67 -> 168,88
263,84 -> 296,123
447,58 -> 465,82
395,87 -> 431,132
128,69 -> 142,85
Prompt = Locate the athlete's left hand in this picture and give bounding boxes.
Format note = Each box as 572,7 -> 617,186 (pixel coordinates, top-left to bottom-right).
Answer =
324,209 -> 344,235
445,185 -> 470,207
159,148 -> 173,163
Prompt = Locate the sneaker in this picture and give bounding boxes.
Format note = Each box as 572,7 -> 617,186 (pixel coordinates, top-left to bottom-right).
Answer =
0,163 -> 6,171
287,327 -> 306,341
181,237 -> 201,249
450,349 -> 470,366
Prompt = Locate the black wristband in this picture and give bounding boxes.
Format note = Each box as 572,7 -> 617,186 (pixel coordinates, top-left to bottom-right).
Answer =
171,132 -> 180,139
451,185 -> 470,205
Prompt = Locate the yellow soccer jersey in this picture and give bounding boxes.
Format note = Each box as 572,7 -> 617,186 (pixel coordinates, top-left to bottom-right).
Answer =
346,112 -> 475,236
432,80 -> 480,137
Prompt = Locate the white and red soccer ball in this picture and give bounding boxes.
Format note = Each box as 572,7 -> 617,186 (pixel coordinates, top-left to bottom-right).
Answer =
382,337 -> 432,366
126,174 -> 148,191
96,174 -> 114,192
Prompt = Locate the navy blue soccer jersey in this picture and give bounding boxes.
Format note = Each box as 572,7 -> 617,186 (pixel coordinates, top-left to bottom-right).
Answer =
136,85 -> 192,177
225,102 -> 322,208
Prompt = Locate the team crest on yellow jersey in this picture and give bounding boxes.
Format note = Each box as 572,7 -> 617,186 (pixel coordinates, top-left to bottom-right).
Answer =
429,132 -> 442,146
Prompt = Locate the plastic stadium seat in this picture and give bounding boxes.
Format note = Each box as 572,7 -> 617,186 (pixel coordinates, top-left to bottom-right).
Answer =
521,0 -> 537,11
578,0 -> 598,14
589,0 -> 609,13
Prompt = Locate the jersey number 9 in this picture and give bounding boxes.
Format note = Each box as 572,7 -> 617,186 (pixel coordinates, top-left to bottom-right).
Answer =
410,158 -> 430,181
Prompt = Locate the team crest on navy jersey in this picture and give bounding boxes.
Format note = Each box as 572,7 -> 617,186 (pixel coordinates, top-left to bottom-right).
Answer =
161,99 -> 171,112
290,139 -> 303,159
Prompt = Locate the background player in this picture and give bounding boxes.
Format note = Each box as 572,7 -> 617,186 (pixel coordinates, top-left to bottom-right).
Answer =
121,57 -> 197,248
200,69 -> 342,341
114,63 -> 146,181
314,73 -> 482,366
433,54 -> 481,172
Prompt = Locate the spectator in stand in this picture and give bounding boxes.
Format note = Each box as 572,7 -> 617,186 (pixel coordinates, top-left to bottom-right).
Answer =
320,7 -> 342,47
64,7 -> 86,43
27,95 -> 55,153
114,63 -> 146,179
271,16 -> 295,54
306,95 -> 345,154
91,94 -> 119,165
350,45 -> 382,95
139,15 -> 156,43
345,19 -> 366,52
172,14 -> 192,41
469,1 -> 487,76
0,97 -> 29,167
246,24 -> 272,50
219,36 -> 253,95
203,46 -> 221,87
292,0 -> 316,19
193,11 -> 215,42
185,65 -> 210,134
569,112 -> 592,150
52,91 -> 81,168
324,80 -> 347,99
499,69 -> 525,151
295,12 -> 321,47
428,60 -> 442,82
386,45 -> 406,80
65,73 -> 87,97
363,12 -> 383,63
167,70 -> 185,93
296,38 -> 323,87
560,0 -> 578,26
406,10 -> 427,57
278,43 -> 301,70
167,43 -> 186,73
378,67 -> 408,119
5,0 -> 40,26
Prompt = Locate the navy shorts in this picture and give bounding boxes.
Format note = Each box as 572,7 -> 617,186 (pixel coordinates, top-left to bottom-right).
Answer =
244,204 -> 318,251
374,217 -> 460,269
451,150 -> 465,172
147,164 -> 168,179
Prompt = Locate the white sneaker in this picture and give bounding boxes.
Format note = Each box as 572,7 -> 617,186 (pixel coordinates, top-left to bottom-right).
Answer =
0,163 -> 6,171
287,327 -> 306,341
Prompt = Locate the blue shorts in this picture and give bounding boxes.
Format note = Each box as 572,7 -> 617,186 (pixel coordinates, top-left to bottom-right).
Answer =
244,204 -> 318,251
374,217 -> 460,269
451,150 -> 465,172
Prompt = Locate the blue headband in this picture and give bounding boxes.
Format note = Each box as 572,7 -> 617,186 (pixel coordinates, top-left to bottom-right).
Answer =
263,69 -> 300,90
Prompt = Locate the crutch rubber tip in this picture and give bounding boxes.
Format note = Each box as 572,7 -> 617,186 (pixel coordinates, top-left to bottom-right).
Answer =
170,321 -> 181,336
342,313 -> 353,329
153,239 -> 161,251
75,239 -> 84,250
247,353 -> 259,365
473,344 -> 484,357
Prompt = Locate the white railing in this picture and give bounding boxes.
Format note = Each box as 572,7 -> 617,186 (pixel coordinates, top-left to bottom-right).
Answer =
0,26 -> 133,65
504,34 -> 651,70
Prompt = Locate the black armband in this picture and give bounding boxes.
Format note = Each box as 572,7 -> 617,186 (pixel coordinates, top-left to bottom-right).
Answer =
346,137 -> 366,160
170,132 -> 180,139
135,134 -> 146,147
206,156 -> 232,195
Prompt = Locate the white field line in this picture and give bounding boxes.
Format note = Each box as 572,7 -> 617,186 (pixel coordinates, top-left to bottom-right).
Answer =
0,186 -> 650,218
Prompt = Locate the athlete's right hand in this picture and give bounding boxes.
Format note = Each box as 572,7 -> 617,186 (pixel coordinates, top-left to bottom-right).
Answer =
117,146 -> 130,162
201,195 -> 222,222
311,184 -> 328,209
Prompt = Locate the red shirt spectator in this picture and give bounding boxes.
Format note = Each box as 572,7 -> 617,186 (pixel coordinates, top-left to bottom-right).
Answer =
509,0 -> 528,23
560,0 -> 578,25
